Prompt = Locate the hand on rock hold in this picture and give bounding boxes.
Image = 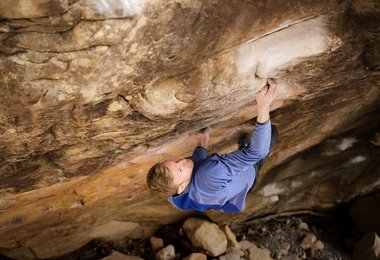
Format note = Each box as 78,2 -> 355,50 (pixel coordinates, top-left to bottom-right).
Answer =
256,78 -> 279,123
189,127 -> 210,149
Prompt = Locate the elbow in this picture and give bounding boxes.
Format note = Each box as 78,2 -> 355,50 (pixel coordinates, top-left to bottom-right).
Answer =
258,149 -> 269,160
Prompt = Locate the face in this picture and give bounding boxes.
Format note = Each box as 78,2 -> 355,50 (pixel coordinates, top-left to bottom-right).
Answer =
162,158 -> 194,194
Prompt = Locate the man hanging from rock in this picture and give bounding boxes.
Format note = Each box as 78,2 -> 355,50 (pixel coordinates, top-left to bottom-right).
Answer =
146,80 -> 279,213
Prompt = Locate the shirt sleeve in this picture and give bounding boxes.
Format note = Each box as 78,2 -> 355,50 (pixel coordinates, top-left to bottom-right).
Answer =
191,146 -> 207,166
220,120 -> 271,175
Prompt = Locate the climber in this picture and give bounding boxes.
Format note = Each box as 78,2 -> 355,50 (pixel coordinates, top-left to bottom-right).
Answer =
146,80 -> 279,213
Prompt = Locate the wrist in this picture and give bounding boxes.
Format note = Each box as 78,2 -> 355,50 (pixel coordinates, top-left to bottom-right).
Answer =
257,106 -> 270,123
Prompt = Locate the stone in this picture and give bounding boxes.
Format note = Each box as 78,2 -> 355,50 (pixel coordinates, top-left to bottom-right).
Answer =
281,255 -> 301,260
297,222 -> 309,231
222,246 -> 245,260
348,192 -> 380,234
277,242 -> 291,258
101,251 -> 143,260
183,252 -> 207,260
353,232 -> 380,260
239,240 -> 256,251
312,240 -> 324,250
150,236 -> 164,252
155,244 -> 175,260
183,218 -> 227,257
300,234 -> 317,249
224,225 -> 241,249
246,243 -> 272,260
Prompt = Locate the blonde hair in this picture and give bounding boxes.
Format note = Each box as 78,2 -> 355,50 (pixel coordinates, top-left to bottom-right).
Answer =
146,163 -> 177,198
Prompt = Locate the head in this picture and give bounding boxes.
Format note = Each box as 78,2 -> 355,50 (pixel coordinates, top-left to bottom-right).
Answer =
146,158 -> 194,198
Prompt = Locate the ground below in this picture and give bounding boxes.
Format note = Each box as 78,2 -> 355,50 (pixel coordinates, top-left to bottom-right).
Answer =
33,209 -> 358,260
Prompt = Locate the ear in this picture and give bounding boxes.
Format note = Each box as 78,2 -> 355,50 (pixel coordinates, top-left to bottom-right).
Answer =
177,183 -> 186,195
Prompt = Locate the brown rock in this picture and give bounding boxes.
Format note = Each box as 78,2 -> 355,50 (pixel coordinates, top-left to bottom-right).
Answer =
0,0 -> 69,19
281,255 -> 301,260
353,232 -> 380,260
183,253 -> 207,260
150,236 -> 164,252
102,251 -> 143,260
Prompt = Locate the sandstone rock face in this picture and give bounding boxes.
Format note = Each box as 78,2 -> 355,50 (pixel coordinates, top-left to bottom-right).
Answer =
0,0 -> 380,258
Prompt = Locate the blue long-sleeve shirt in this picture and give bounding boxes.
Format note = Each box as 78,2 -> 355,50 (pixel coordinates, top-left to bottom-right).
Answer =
167,120 -> 272,213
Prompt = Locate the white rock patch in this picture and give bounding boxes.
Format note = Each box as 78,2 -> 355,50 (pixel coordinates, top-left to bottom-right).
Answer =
350,156 -> 366,164
260,183 -> 285,197
337,137 -> 357,151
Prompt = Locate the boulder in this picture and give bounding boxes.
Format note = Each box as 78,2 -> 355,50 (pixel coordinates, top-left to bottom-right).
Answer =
353,232 -> 380,260
183,218 -> 227,257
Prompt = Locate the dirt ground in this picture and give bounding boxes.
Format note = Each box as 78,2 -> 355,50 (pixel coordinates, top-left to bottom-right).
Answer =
30,209 -> 358,260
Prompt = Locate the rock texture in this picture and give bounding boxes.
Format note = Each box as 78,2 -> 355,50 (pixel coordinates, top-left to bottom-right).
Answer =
183,218 -> 228,257
0,0 -> 379,258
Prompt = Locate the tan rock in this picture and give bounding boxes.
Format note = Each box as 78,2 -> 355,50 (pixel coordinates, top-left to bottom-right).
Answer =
312,240 -> 324,250
150,236 -> 164,252
183,218 -> 227,257
239,240 -> 256,251
300,234 -> 317,249
102,251 -> 143,260
223,246 -> 245,260
224,225 -> 241,250
281,255 -> 301,260
155,244 -> 175,260
353,232 -> 380,260
297,222 -> 309,231
246,244 -> 272,260
183,252 -> 207,260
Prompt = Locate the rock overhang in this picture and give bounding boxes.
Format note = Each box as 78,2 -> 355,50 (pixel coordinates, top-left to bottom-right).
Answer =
0,0 -> 379,258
